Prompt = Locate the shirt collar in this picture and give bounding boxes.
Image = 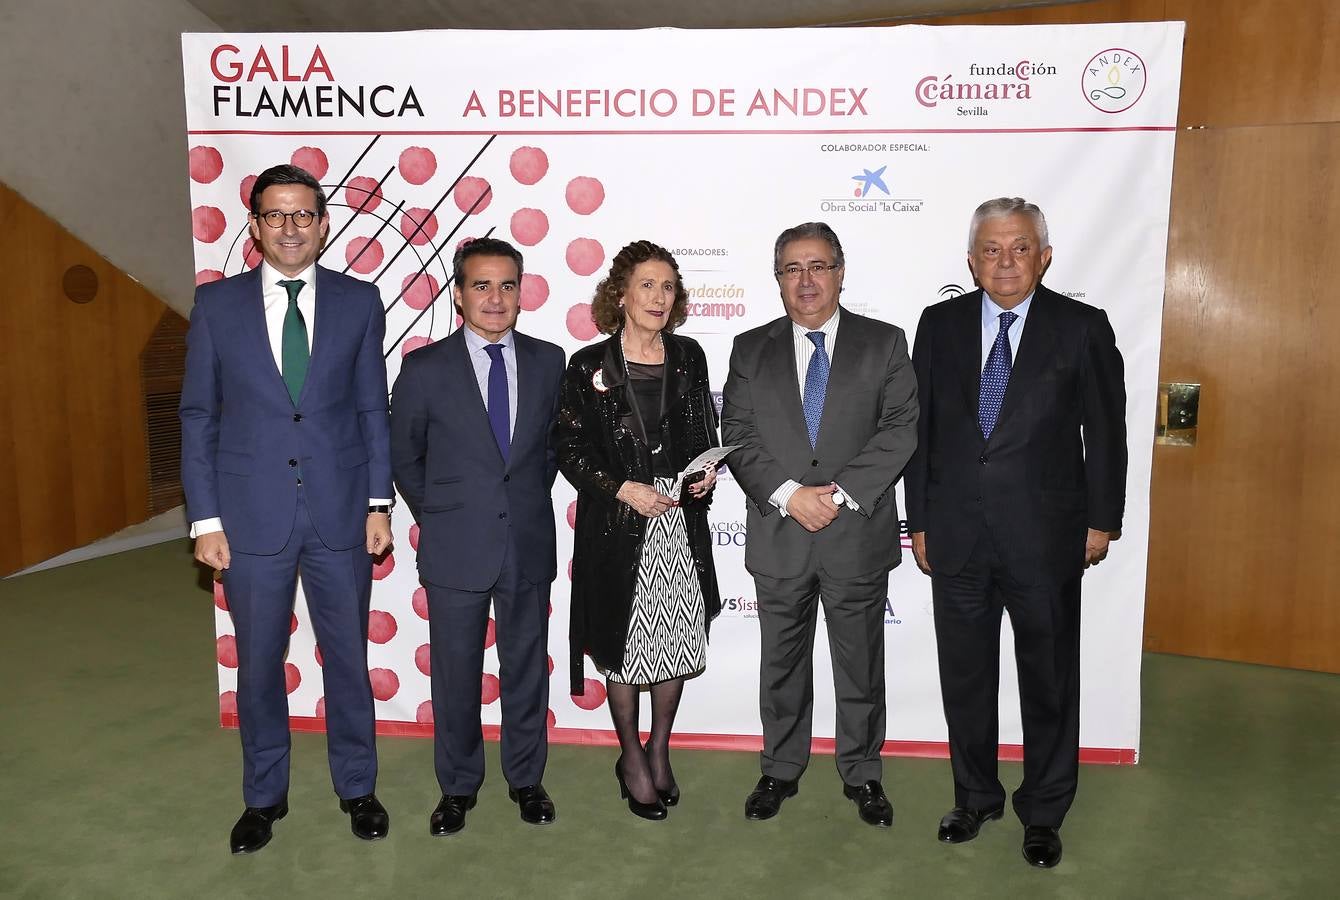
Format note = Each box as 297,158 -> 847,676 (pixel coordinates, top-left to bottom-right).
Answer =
261,261 -> 316,293
462,325 -> 512,354
982,290 -> 1034,328
791,305 -> 841,337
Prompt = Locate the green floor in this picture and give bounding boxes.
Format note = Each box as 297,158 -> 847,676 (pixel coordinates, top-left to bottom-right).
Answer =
2,541 -> 1337,899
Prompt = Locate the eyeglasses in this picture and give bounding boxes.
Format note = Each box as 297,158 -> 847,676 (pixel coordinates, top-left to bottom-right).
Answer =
776,262 -> 841,280
256,210 -> 319,229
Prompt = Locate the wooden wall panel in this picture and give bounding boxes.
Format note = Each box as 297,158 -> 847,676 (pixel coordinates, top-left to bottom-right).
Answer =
0,182 -> 182,575
1146,124 -> 1340,672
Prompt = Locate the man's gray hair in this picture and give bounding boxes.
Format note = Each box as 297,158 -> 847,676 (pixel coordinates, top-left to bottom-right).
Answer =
967,198 -> 1049,251
773,221 -> 845,273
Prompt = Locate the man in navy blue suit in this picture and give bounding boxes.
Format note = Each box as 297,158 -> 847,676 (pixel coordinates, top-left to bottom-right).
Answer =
391,237 -> 565,836
180,164 -> 394,854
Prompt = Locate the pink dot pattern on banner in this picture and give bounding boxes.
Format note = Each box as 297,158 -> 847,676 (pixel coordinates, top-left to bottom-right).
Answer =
220,691 -> 238,716
547,709 -> 556,728
189,146 -> 224,184
566,303 -> 600,341
315,697 -> 326,718
315,643 -> 324,667
481,673 -> 501,705
510,208 -> 549,246
192,207 -> 226,243
216,635 -> 238,668
416,700 -> 434,724
415,643 -> 432,676
571,678 -> 607,710
399,146 -> 437,185
241,238 -> 263,270
213,579 -> 228,610
345,176 -> 383,214
400,207 -> 439,246
547,655 -> 555,675
239,175 -> 257,212
510,146 -> 549,185
484,618 -> 496,650
408,523 -> 421,550
284,663 -> 302,694
565,177 -> 605,215
566,238 -> 605,276
346,238 -> 384,276
369,668 -> 400,701
566,500 -> 577,529
197,270 -> 225,287
453,176 -> 492,215
401,272 -> 441,311
368,610 -> 398,644
290,146 -> 329,180
401,336 -> 433,357
289,612 -> 298,635
567,559 -> 573,581
412,587 -> 429,620
519,273 -> 549,311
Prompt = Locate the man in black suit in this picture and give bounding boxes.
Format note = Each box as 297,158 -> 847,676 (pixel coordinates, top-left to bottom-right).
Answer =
904,198 -> 1127,867
391,237 -> 565,835
722,222 -> 919,828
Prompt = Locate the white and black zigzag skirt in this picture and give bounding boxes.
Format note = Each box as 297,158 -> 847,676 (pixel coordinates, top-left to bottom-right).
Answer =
604,476 -> 708,686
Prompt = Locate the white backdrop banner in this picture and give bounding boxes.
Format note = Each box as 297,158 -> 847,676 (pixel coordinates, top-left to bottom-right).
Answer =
184,23 -> 1183,764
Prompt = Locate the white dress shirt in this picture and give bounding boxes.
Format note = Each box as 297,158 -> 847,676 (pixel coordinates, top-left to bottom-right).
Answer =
190,262 -> 390,539
981,290 -> 1034,368
462,325 -> 518,439
768,307 -> 861,517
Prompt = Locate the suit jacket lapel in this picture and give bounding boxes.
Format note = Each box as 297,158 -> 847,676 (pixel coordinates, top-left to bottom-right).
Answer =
600,331 -> 646,448
952,291 -> 983,430
815,308 -> 863,453
991,285 -> 1058,441
234,267 -> 289,397
448,328 -> 505,467
762,318 -> 810,449
302,266 -> 343,407
511,332 -> 541,467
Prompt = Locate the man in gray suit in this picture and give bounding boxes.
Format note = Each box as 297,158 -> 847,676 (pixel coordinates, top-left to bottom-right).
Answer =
722,222 -> 918,827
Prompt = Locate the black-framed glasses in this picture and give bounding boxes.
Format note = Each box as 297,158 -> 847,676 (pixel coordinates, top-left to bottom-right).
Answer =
256,209 -> 318,229
776,262 -> 841,280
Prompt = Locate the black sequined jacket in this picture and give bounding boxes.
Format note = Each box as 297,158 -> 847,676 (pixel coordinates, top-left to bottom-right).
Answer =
555,329 -> 722,694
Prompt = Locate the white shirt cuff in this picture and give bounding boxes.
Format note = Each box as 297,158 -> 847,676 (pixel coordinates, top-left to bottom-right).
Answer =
190,517 -> 224,539
769,480 -> 803,518
833,482 -> 861,512
369,498 -> 393,507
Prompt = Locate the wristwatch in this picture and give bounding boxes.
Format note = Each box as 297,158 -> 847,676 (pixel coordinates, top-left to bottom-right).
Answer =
368,505 -> 392,514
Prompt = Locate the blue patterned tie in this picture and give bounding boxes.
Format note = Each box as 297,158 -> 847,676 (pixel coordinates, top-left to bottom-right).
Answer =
802,331 -> 830,448
978,310 -> 1018,438
483,343 -> 510,463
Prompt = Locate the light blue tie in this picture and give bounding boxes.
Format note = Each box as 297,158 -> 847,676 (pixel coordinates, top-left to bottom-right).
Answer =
802,331 -> 830,448
978,310 -> 1018,438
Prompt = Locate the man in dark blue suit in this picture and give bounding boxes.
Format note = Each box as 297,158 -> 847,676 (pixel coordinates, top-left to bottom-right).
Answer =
391,237 -> 565,835
180,164 -> 394,854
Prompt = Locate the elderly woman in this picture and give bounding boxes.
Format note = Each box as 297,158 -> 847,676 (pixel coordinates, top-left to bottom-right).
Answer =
555,240 -> 722,820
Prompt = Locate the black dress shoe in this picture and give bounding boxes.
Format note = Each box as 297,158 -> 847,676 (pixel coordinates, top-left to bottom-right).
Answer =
938,805 -> 1004,843
842,780 -> 893,827
229,802 -> 288,854
508,783 -> 557,825
339,793 -> 390,841
1022,825 -> 1063,868
429,793 -> 477,836
615,763 -> 668,821
744,776 -> 798,821
643,740 -> 680,807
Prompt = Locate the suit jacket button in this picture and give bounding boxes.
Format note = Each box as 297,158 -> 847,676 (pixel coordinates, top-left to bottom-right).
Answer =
503,474 -> 510,482
288,458 -> 298,467
811,459 -> 819,467
498,512 -> 507,519
978,455 -> 988,465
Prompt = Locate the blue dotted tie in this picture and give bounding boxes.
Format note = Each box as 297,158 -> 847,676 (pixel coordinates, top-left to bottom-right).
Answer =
803,331 -> 830,448
483,343 -> 510,463
979,310 -> 1018,439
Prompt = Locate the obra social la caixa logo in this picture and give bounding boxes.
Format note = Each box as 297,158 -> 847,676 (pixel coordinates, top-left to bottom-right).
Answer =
1082,48 -> 1148,114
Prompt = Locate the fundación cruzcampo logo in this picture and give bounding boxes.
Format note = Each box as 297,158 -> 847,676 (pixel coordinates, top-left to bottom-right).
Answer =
1081,48 -> 1148,114
850,166 -> 890,198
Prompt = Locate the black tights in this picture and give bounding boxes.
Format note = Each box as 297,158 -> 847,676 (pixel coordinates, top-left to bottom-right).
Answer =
607,676 -> 685,804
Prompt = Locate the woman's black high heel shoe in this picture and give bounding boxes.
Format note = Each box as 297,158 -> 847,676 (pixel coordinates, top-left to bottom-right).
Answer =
644,740 -> 680,806
615,763 -> 667,820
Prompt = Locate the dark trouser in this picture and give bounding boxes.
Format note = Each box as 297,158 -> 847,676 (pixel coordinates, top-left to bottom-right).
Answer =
753,559 -> 889,786
424,534 -> 550,795
931,524 -> 1081,828
223,489 -> 377,807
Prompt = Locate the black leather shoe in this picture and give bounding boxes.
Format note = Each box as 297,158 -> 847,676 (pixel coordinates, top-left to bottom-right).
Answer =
339,793 -> 390,841
429,793 -> 477,836
229,802 -> 287,854
744,776 -> 798,821
938,805 -> 1004,843
842,780 -> 893,827
643,740 -> 680,807
1022,825 -> 1063,868
615,763 -> 668,821
508,783 -> 557,825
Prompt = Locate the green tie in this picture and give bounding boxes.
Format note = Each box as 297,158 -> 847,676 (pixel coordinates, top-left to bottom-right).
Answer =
279,279 -> 308,405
